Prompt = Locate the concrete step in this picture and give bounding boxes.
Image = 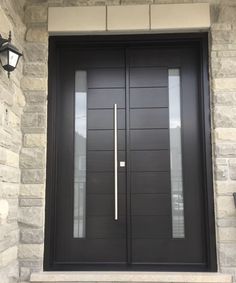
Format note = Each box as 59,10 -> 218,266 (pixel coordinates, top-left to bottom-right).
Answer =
31,271 -> 233,283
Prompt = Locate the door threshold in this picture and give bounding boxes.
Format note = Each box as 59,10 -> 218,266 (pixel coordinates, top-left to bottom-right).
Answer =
30,271 -> 232,283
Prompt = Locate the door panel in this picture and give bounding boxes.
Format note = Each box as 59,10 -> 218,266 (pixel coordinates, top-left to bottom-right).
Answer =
131,151 -> 170,171
130,67 -> 168,87
128,47 -> 206,265
130,129 -> 169,150
130,108 -> 169,129
131,172 -> 170,194
88,130 -> 125,150
88,68 -> 125,88
48,43 -> 212,270
130,87 -> 168,108
88,89 -> 126,109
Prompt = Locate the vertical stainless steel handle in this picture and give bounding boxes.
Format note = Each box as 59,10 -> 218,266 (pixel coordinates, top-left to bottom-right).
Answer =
114,104 -> 118,221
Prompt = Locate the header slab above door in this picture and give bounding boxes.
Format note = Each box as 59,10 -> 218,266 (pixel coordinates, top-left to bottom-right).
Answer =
48,3 -> 210,35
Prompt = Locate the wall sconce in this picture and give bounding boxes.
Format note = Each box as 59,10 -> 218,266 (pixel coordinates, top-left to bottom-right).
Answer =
0,31 -> 22,78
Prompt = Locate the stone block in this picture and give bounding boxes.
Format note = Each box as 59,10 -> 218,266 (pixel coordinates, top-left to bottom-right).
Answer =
20,184 -> 45,198
18,207 -> 44,227
20,229 -> 44,244
218,217 -> 236,228
0,183 -> 19,198
212,57 -> 236,78
0,128 -> 22,153
214,106 -> 236,128
24,43 -> 48,63
24,105 -> 47,114
25,5 -> 48,23
219,243 -> 236,266
215,129 -> 236,144
48,6 -> 106,32
213,91 -> 236,106
23,134 -> 46,148
22,113 -> 38,128
21,169 -> 45,184
211,23 -> 232,31
0,259 -> 18,283
229,159 -> 236,180
151,3 -> 210,30
0,165 -> 20,183
19,198 -> 44,207
215,158 -> 228,181
216,196 -> 236,218
215,143 -> 236,157
24,64 -> 47,78
22,126 -> 46,135
122,0 -> 152,3
219,227 -> 236,242
26,27 -> 48,43
18,244 -> 43,259
213,78 -> 236,91
107,5 -> 149,31
212,30 -> 236,44
0,8 -> 12,36
63,0 -> 120,4
20,266 -> 31,281
7,198 -> 19,221
20,148 -> 45,169
38,113 -> 47,127
218,4 -> 236,24
216,181 -> 236,196
0,246 -> 17,268
0,200 -> 9,224
0,148 -> 19,167
21,77 -> 47,91
0,229 -> 19,253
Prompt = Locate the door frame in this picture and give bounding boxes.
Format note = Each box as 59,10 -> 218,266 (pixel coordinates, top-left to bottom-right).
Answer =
44,33 -> 217,272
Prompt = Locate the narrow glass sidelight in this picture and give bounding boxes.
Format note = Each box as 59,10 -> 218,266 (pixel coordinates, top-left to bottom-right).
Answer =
168,69 -> 185,239
73,71 -> 87,238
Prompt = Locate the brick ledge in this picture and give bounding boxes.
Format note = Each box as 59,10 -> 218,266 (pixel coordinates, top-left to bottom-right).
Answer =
30,271 -> 233,282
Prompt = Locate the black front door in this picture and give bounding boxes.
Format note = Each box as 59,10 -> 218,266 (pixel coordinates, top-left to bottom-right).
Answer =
45,36 -> 216,271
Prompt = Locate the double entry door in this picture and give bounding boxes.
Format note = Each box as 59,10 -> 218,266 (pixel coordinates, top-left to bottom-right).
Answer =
49,43 -> 209,270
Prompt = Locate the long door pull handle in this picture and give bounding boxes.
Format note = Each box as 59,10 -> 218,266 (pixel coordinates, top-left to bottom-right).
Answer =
114,104 -> 118,221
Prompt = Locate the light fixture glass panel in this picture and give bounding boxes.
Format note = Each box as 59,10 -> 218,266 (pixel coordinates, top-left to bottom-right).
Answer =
9,50 -> 19,68
0,50 -> 8,67
73,70 -> 87,238
168,69 -> 185,239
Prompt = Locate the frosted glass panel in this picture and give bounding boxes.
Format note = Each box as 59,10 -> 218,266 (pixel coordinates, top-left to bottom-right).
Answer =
168,69 -> 185,239
74,71 -> 87,238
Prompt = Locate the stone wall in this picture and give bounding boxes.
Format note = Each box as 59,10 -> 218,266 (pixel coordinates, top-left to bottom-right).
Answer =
211,2 -> 236,277
0,1 -> 26,283
0,0 -> 233,282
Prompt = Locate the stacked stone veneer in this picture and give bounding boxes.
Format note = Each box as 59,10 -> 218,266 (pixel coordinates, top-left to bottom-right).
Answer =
0,1 -> 26,283
0,0 -> 235,282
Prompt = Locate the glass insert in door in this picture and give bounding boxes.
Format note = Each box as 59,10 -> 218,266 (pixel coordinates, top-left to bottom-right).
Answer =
73,71 -> 87,238
168,69 -> 185,239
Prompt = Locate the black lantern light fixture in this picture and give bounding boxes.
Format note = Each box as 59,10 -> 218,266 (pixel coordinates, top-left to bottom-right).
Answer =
0,31 -> 22,77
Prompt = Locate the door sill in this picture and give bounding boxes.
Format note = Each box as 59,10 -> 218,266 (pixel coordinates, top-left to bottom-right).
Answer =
30,271 -> 232,283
